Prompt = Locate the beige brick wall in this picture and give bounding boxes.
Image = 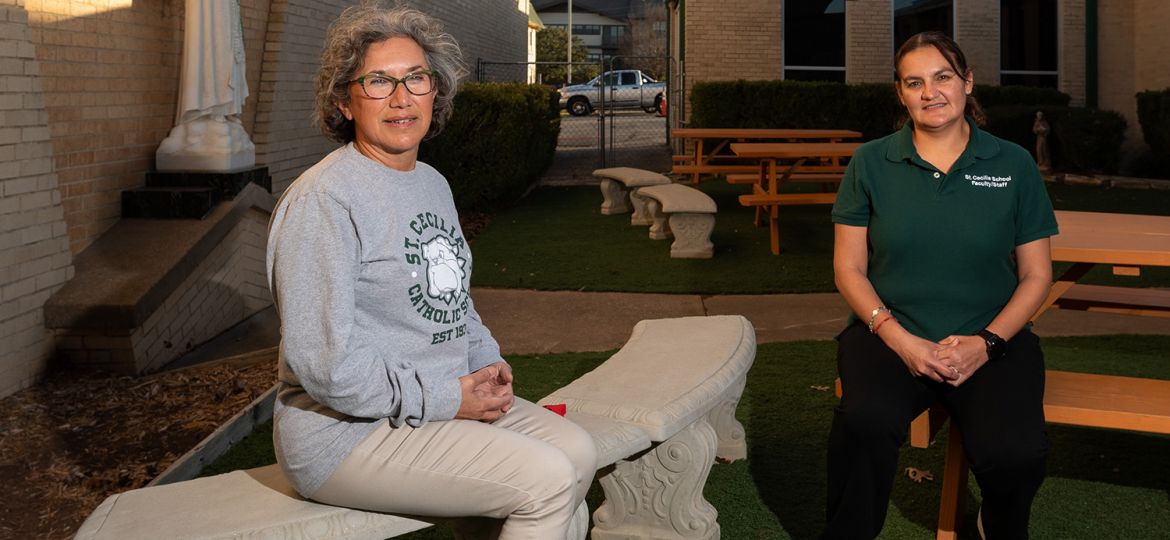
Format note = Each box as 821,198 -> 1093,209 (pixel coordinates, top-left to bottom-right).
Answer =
24,0 -> 184,253
682,0 -> 781,116
846,0 -> 893,83
0,0 -> 74,399
1058,0 -> 1086,106
55,207 -> 270,374
954,0 -> 1000,85
1097,0 -> 1136,149
402,0 -> 528,66
251,0 -> 347,195
1133,0 -> 1170,94
1098,0 -> 1170,155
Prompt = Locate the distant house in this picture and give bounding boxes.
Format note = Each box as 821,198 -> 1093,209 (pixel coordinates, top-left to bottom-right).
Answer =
534,0 -> 659,63
527,1 -> 546,83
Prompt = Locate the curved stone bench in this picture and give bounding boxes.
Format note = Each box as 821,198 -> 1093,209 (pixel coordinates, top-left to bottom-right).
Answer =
74,316 -> 754,540
629,183 -> 718,259
540,315 -> 756,540
594,167 -> 672,224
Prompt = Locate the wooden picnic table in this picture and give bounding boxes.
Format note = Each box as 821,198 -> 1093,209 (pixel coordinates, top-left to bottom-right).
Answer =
670,128 -> 862,185
730,141 -> 863,255
1033,210 -> 1170,319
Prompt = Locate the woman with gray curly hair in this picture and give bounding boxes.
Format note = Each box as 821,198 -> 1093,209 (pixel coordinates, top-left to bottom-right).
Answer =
265,5 -> 596,538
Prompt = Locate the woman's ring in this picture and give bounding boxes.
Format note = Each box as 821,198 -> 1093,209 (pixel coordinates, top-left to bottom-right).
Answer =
948,365 -> 960,378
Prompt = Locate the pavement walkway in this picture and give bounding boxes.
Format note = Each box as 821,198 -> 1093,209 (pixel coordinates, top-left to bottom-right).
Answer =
176,288 -> 1170,367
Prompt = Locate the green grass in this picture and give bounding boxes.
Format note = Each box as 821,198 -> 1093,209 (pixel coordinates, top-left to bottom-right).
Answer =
203,334 -> 1170,539
469,181 -> 1170,294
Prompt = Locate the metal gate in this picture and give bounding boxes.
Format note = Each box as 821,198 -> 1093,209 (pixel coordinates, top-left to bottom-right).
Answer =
476,57 -> 675,180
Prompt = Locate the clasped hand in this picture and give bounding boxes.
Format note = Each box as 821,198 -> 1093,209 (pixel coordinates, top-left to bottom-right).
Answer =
455,361 -> 514,422
897,334 -> 988,387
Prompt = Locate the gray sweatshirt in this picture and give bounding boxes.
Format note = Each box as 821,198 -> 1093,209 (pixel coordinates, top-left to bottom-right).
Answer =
266,143 -> 504,496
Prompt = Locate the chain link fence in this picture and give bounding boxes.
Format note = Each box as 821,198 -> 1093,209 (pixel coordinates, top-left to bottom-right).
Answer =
475,58 -> 674,183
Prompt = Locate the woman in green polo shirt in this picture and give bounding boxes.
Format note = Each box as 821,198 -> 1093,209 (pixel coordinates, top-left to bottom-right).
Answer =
824,32 -> 1058,539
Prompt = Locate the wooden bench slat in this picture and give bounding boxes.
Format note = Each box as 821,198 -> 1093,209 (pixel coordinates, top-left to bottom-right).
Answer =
738,192 -> 837,206
725,173 -> 844,185
1054,284 -> 1170,316
671,164 -> 760,175
1043,370 -> 1170,433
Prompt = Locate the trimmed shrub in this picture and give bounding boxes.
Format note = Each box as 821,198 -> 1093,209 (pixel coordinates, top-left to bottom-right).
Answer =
689,80 -> 901,139
1136,87 -> 1170,175
973,85 -> 1070,108
420,83 -> 560,212
688,81 -> 1070,140
985,105 -> 1127,173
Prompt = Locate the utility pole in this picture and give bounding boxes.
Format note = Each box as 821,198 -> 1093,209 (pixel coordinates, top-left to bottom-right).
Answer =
566,0 -> 573,84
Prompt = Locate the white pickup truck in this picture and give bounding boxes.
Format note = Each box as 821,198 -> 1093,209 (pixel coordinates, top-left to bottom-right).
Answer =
557,70 -> 666,116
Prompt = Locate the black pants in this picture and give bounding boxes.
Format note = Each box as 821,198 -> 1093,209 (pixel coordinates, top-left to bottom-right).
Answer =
823,323 -> 1048,539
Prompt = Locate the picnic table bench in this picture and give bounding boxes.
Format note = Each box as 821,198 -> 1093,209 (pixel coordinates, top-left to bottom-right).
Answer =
1034,210 -> 1170,319
75,316 -> 756,540
670,128 -> 861,185
837,369 -> 1170,540
731,141 -> 862,255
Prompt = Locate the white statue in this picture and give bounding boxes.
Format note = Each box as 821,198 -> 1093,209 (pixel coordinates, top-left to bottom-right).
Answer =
156,0 -> 255,172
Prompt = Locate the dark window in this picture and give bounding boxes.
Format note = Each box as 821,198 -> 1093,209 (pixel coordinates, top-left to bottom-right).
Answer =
1001,0 -> 1058,87
894,0 -> 953,52
573,24 -> 601,35
602,25 -> 624,48
620,72 -> 637,85
783,0 -> 845,81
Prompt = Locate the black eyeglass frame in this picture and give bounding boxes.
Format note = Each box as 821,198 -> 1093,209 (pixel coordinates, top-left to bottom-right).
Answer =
349,69 -> 438,99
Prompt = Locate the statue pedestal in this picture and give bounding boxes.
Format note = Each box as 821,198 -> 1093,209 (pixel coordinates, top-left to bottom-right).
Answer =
156,116 -> 256,173
123,165 -> 270,219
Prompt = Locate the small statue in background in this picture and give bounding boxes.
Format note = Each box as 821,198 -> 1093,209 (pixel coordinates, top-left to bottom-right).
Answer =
1032,111 -> 1051,173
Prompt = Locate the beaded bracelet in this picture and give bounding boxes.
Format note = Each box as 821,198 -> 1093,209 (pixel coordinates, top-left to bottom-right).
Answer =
867,306 -> 890,333
872,315 -> 896,335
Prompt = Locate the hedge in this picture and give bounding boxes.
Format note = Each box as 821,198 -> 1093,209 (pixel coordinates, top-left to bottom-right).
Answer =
689,80 -> 1072,140
689,80 -> 1125,172
984,105 -> 1127,173
1136,87 -> 1170,175
420,82 -> 560,212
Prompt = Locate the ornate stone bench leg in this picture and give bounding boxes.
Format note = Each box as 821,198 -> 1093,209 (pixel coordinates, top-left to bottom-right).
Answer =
707,375 -> 747,462
667,213 -> 714,259
629,189 -> 654,226
645,199 -> 672,240
600,179 -> 631,215
591,418 -> 720,540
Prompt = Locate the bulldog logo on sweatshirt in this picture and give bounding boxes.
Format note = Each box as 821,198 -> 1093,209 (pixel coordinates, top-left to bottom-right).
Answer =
421,236 -> 466,304
403,211 -> 471,342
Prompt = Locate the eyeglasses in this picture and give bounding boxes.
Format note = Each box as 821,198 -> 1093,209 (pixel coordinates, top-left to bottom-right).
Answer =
350,70 -> 437,99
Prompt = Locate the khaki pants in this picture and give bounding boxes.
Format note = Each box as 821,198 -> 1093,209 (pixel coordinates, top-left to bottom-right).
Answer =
312,398 -> 597,539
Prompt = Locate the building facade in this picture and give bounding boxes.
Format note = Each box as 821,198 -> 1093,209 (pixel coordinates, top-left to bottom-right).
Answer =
667,0 -> 1169,156
0,0 -> 528,399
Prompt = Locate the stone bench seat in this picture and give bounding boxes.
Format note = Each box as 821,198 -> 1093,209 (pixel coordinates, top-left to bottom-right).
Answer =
540,315 -> 755,539
74,316 -> 754,540
629,184 -> 718,259
594,167 -> 672,225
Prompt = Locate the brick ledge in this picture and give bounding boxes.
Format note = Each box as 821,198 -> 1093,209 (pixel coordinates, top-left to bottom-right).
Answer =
44,184 -> 275,331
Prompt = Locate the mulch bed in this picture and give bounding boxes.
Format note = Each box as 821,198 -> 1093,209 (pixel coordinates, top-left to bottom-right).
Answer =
0,352 -> 277,539
0,211 -> 493,539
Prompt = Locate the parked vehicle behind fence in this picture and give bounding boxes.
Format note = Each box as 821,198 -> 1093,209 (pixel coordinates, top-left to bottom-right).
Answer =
558,70 -> 666,116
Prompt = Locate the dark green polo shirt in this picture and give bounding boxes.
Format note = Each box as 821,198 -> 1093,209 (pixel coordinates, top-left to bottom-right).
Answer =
832,117 -> 1058,342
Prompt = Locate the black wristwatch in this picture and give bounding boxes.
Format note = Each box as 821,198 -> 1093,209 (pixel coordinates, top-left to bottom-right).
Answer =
976,329 -> 1007,361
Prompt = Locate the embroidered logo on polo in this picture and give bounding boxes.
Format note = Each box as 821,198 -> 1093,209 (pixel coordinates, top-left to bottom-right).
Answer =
402,211 -> 470,345
966,173 -> 1012,188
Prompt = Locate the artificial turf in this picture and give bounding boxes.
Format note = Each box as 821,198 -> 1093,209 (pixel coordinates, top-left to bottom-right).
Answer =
468,180 -> 1170,294
202,334 -> 1170,539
